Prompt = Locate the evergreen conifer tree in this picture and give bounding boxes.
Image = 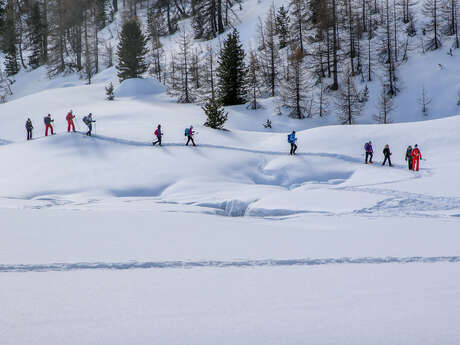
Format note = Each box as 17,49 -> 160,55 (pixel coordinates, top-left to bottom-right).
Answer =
27,2 -> 45,69
95,0 -> 108,30
0,0 -> 6,38
276,6 -> 290,49
217,29 -> 247,106
203,97 -> 228,129
3,2 -> 19,76
116,19 -> 148,82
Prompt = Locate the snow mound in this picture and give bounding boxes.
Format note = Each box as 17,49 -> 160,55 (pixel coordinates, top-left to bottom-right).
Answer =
114,78 -> 165,97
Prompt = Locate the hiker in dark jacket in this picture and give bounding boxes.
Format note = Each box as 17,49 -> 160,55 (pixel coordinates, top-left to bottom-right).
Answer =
25,118 -> 33,140
405,145 -> 413,170
83,113 -> 96,136
364,141 -> 373,164
382,144 -> 392,166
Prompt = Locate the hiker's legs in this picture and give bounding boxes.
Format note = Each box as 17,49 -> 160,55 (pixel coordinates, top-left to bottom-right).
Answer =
186,136 -> 195,146
45,124 -> 52,136
413,158 -> 419,171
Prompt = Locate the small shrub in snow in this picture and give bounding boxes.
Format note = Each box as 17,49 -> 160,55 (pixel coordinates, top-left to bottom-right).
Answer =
105,82 -> 115,101
203,98 -> 228,130
263,119 -> 272,128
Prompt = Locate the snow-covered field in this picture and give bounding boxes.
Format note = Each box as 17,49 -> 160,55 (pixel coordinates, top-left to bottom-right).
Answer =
1,70 -> 460,344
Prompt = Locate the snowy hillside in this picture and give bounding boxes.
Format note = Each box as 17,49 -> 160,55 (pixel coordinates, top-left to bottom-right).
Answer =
1,0 -> 460,344
2,69 -> 460,344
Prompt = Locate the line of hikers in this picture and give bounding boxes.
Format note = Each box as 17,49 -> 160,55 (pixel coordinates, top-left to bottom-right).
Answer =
25,111 -> 96,139
152,124 -> 197,146
364,141 -> 423,171
24,117 -> 424,170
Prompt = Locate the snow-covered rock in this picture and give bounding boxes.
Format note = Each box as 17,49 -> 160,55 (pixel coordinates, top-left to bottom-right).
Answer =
114,78 -> 165,98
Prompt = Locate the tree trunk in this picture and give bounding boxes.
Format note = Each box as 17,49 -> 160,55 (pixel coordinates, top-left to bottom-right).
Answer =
331,0 -> 339,90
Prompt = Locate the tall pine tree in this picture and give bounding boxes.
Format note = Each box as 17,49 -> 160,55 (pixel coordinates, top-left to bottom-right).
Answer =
116,18 -> 148,82
3,1 -> 19,76
27,2 -> 46,69
217,29 -> 247,106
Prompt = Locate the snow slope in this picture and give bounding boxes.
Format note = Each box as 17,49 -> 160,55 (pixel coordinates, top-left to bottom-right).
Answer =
1,71 -> 460,344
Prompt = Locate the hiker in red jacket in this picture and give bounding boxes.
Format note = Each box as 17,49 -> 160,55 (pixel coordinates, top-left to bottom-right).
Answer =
66,110 -> 76,132
411,144 -> 422,171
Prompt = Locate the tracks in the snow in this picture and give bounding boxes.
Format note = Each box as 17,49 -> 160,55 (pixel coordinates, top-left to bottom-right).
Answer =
1,256 -> 460,273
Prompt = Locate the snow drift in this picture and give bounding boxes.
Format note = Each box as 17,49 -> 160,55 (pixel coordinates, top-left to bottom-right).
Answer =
114,78 -> 166,98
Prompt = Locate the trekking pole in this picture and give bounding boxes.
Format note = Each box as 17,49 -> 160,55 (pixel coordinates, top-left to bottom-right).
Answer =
94,119 -> 97,136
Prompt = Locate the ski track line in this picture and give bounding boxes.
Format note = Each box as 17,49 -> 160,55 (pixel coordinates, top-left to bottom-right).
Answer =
48,133 -> 371,166
340,186 -> 460,217
1,256 -> 460,273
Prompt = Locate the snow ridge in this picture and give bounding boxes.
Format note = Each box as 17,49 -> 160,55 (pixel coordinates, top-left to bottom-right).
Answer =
2,256 -> 460,273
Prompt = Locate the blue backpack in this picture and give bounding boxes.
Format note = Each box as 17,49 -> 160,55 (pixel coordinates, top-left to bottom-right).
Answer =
185,128 -> 190,136
288,134 -> 295,143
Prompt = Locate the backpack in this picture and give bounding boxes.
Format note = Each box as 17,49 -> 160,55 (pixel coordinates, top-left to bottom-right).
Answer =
185,128 -> 190,136
364,143 -> 369,151
288,134 -> 295,144
154,129 -> 159,136
43,117 -> 48,125
83,116 -> 89,125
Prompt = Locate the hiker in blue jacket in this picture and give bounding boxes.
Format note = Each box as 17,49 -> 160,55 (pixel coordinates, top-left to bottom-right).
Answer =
288,131 -> 297,155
